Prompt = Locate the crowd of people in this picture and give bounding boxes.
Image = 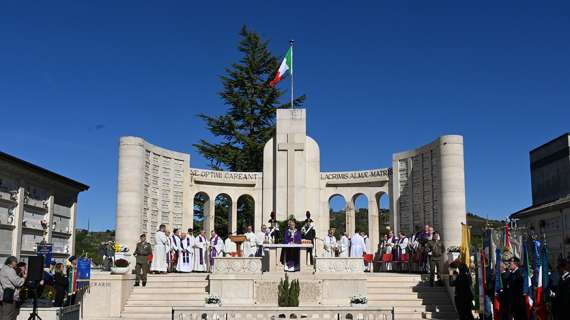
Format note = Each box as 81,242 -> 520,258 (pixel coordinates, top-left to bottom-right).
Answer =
0,255 -> 78,320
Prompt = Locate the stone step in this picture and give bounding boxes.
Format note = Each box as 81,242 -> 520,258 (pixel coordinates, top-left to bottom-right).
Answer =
144,280 -> 209,288
368,287 -> 447,294
126,300 -> 205,307
128,294 -> 207,301
370,304 -> 456,313
121,313 -> 169,320
368,293 -> 450,302
131,287 -> 207,294
423,311 -> 459,320
145,275 -> 208,282
366,281 -> 430,288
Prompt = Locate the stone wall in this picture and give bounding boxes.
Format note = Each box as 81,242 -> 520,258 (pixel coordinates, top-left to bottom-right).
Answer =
392,135 -> 466,248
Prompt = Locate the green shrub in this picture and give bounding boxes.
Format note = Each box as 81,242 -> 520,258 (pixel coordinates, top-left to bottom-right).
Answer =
278,274 -> 300,307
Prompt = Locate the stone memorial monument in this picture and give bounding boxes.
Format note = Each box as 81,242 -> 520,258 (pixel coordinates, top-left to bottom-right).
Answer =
115,108 -> 466,253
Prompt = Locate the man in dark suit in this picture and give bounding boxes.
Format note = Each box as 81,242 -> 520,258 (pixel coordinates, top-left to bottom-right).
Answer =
552,258 -> 570,320
504,257 -> 525,320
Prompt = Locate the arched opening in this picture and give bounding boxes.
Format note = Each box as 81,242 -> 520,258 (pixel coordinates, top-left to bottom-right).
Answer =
353,193 -> 369,235
328,194 -> 347,237
236,194 -> 255,234
214,193 -> 232,239
376,192 -> 390,237
193,192 -> 209,234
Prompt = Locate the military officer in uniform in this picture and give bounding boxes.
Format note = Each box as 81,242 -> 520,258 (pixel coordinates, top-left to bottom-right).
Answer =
134,234 -> 152,287
426,231 -> 445,286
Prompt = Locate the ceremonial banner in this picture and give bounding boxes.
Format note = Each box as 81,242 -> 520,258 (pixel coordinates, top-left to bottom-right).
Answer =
460,223 -> 471,263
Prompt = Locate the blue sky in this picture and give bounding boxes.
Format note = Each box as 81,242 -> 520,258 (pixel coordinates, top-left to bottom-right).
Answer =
1,1 -> 569,230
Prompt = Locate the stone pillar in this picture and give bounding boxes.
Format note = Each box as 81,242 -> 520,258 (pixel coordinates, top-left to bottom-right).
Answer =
187,196 -> 194,230
254,195 -> 262,233
346,200 -> 355,236
115,137 -> 146,252
439,135 -> 467,249
230,201 -> 237,234
11,186 -> 25,259
69,201 -> 77,255
368,196 -> 380,253
203,196 -> 216,233
45,195 -> 55,242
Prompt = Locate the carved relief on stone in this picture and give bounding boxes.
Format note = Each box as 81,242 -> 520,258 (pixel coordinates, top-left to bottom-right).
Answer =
254,281 -> 278,305
315,258 -> 364,273
213,258 -> 262,274
299,281 -> 321,305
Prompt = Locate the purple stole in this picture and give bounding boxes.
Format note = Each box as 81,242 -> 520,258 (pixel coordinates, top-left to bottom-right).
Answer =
198,235 -> 205,265
209,236 -> 219,266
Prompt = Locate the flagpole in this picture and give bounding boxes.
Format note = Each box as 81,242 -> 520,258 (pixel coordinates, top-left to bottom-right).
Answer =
290,39 -> 294,109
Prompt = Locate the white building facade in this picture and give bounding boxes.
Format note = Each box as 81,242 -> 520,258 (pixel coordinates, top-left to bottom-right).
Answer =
0,152 -> 89,264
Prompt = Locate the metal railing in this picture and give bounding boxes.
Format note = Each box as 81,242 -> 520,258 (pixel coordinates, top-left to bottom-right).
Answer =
172,306 -> 395,320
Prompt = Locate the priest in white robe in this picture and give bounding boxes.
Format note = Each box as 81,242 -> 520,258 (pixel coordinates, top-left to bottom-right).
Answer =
209,230 -> 224,269
350,232 -> 366,258
224,235 -> 237,257
193,229 -> 208,272
255,225 -> 268,256
150,224 -> 169,273
323,229 -> 337,258
339,232 -> 350,258
177,232 -> 194,273
243,225 -> 258,257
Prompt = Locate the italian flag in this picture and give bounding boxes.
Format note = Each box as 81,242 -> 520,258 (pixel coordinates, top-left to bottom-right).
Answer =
269,47 -> 293,87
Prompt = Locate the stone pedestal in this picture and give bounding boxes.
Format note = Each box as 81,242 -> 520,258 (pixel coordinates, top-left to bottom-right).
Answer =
210,257 -> 366,307
81,271 -> 134,320
264,243 -> 314,272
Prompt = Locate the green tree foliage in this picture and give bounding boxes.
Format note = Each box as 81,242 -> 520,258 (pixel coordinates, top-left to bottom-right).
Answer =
278,274 -> 300,307
74,229 -> 115,265
193,26 -> 305,233
278,274 -> 290,307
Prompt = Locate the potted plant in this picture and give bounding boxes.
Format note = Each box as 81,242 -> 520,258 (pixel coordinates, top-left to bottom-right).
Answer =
205,294 -> 222,307
110,258 -> 130,274
350,294 -> 368,308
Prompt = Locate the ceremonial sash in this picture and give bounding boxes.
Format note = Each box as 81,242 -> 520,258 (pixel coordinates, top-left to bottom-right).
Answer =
182,238 -> 190,263
198,236 -> 204,265
210,236 -> 218,265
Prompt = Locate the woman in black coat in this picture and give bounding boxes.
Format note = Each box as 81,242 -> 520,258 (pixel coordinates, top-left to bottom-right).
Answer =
451,263 -> 475,320
53,263 -> 68,307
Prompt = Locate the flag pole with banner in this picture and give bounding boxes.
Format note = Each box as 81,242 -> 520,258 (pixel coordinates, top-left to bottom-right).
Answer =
290,40 -> 294,108
270,40 -> 294,108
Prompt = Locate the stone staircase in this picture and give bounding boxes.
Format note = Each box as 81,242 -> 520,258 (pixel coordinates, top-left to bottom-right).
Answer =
116,272 -> 457,320
120,273 -> 209,320
366,273 -> 458,320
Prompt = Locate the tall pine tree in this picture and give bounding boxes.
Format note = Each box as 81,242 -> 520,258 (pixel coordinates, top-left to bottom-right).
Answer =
194,26 -> 305,172
194,27 -> 305,236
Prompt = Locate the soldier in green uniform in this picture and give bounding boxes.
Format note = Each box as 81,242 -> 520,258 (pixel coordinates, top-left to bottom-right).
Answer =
426,231 -> 445,286
134,234 -> 152,287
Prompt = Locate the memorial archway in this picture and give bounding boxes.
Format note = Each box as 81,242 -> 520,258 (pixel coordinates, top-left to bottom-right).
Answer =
192,192 -> 209,234
214,193 -> 232,239
328,194 -> 347,237
237,194 -> 255,234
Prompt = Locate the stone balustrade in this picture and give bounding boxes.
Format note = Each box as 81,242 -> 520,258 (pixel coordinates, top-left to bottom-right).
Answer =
314,257 -> 365,273
172,306 -> 394,320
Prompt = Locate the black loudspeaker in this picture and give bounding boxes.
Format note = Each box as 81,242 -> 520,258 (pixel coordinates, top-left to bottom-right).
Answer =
27,256 -> 44,282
